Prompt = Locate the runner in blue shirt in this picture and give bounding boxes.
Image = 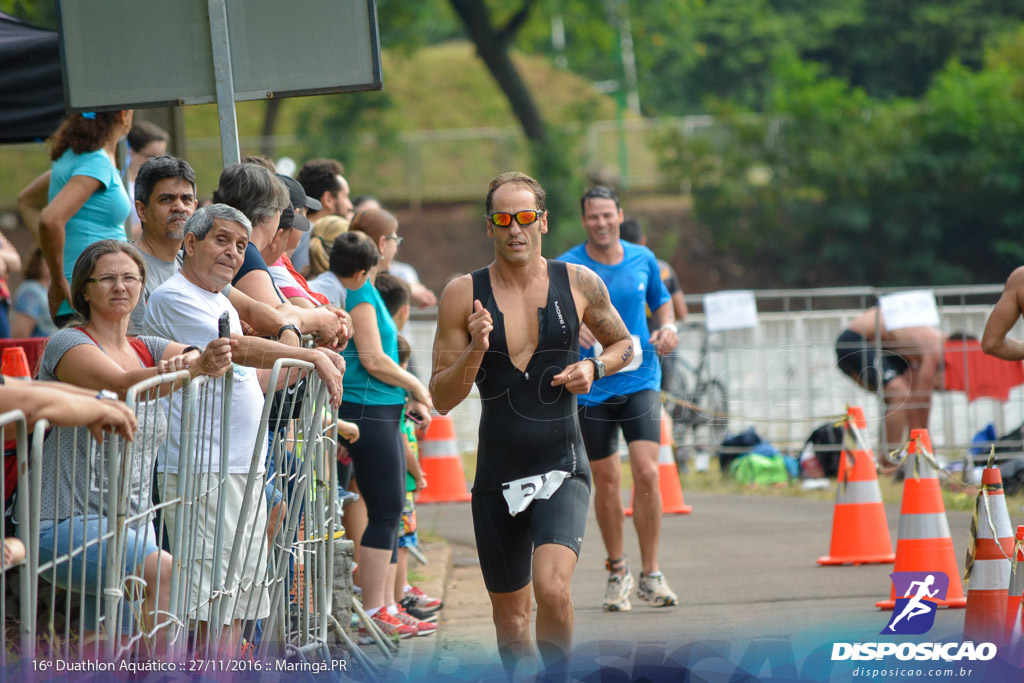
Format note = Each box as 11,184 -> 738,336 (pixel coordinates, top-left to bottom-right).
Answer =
558,186 -> 680,612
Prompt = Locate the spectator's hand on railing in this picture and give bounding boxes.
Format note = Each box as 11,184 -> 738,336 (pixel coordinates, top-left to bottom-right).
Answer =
159,349 -> 200,375
313,346 -> 346,376
2,537 -> 25,567
190,338 -> 235,379
86,396 -> 137,443
311,353 -> 344,408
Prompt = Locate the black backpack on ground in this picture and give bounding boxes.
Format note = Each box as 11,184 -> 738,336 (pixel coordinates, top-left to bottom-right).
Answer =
805,423 -> 845,478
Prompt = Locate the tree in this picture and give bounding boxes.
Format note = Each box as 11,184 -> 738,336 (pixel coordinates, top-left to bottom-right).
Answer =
449,0 -> 546,142
657,35 -> 1024,288
1,0 -> 56,28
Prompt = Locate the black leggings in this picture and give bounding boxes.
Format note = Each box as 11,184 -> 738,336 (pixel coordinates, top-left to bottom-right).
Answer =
338,403 -> 406,555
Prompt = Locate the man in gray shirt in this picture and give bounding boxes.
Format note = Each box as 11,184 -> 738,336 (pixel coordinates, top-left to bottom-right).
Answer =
129,155 -> 197,334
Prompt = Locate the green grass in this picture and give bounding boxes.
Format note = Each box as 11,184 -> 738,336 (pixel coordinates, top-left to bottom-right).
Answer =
675,459 -> 1019,513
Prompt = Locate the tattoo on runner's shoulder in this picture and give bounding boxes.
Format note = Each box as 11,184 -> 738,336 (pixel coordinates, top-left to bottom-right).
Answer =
575,265 -> 629,341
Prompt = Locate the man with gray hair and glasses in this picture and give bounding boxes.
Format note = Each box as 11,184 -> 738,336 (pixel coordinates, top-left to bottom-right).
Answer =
143,203 -> 344,655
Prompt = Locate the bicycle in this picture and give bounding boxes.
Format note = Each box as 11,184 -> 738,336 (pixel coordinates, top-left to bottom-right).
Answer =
660,321 -> 729,469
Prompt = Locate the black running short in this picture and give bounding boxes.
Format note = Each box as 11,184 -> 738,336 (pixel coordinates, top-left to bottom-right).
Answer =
578,389 -> 662,461
337,402 -> 405,555
835,329 -> 910,391
471,475 -> 590,594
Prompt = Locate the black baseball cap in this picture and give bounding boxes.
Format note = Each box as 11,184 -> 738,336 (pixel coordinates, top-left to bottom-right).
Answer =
276,174 -> 321,231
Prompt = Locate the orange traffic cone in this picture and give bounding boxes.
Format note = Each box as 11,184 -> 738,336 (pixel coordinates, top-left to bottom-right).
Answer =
1006,526 -> 1024,631
963,466 -> 1013,644
415,413 -> 472,503
1,347 -> 31,379
876,429 -> 966,609
817,406 -> 895,566
626,408 -> 692,516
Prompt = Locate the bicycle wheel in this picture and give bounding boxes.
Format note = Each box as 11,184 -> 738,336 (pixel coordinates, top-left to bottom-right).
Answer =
660,353 -> 690,423
693,379 -> 728,451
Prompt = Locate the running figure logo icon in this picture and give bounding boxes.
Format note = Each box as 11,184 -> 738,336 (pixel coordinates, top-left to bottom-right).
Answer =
882,572 -> 949,635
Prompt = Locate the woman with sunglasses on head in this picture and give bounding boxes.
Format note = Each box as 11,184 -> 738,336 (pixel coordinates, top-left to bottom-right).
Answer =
36,110 -> 135,327
33,240 -> 233,651
340,208 -> 437,640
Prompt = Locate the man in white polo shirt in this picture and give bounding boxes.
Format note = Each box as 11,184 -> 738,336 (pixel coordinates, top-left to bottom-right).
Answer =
144,203 -> 343,654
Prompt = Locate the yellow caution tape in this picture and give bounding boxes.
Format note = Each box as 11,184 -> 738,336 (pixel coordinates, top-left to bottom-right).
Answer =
964,453 -> 1013,588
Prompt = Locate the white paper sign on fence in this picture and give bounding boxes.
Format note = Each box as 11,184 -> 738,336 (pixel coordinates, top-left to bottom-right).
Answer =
879,290 -> 940,331
703,290 -> 758,332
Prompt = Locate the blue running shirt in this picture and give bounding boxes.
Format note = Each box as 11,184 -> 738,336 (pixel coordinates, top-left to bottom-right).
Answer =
557,241 -> 670,405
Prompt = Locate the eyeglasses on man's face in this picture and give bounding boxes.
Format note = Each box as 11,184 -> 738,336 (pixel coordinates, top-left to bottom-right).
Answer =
487,210 -> 545,228
385,234 -> 404,246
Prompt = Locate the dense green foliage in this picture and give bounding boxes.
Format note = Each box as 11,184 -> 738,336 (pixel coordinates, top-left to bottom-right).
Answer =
515,0 -> 1024,113
658,32 -> 1024,286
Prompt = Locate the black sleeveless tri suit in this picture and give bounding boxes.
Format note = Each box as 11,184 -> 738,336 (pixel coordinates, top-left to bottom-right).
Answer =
469,260 -> 591,593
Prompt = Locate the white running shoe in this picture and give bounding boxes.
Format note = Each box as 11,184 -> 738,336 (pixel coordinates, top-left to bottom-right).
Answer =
637,571 -> 678,607
603,566 -> 635,612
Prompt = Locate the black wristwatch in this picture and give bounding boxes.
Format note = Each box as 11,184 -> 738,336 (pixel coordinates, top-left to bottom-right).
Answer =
276,324 -> 301,341
585,356 -> 606,380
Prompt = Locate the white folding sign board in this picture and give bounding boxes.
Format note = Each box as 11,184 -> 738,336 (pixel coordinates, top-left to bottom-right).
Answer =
703,290 -> 758,332
56,0 -> 381,110
879,290 -> 940,331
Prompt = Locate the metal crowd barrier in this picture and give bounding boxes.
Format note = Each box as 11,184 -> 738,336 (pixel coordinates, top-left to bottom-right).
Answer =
12,360 -> 349,668
674,285 -> 1017,463
0,409 -> 32,678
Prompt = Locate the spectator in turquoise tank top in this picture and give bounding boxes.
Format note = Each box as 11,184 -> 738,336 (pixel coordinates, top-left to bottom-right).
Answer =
39,110 -> 134,327
339,208 -> 436,640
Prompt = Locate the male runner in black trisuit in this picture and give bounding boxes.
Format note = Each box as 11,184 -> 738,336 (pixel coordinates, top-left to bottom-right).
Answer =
431,172 -> 633,675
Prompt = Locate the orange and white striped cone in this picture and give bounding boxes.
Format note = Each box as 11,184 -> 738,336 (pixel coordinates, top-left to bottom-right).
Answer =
876,429 -> 966,609
415,413 -> 472,504
963,466 -> 1013,644
626,408 -> 692,516
1004,526 -> 1024,632
817,406 -> 895,566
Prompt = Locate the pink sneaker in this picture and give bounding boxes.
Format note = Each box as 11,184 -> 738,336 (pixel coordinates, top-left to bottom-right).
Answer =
366,608 -> 417,641
394,606 -> 438,637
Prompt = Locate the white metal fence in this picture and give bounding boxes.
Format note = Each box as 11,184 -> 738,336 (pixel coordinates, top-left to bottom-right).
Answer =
9,359 -> 347,669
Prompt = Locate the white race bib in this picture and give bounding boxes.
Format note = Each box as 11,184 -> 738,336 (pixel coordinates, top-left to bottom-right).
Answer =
592,335 -> 643,374
501,470 -> 569,517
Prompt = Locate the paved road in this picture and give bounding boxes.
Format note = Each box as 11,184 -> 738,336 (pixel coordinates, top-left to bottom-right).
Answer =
405,489 -> 1017,681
